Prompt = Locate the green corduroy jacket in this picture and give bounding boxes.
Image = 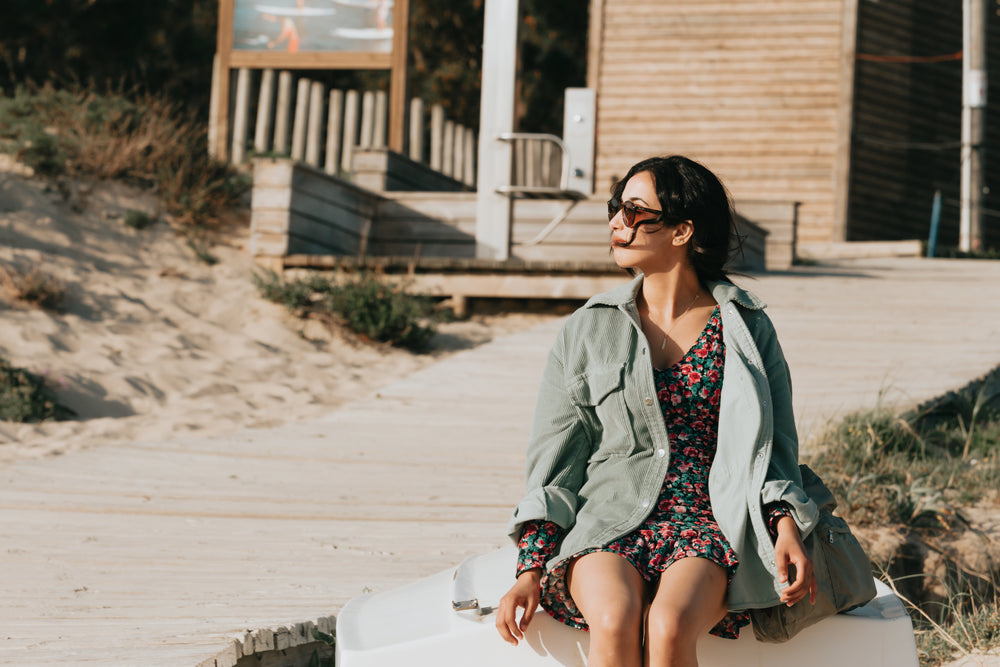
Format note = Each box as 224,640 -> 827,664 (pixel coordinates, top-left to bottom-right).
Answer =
507,274 -> 819,610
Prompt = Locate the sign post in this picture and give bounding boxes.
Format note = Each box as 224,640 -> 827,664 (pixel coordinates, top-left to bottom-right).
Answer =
211,0 -> 409,159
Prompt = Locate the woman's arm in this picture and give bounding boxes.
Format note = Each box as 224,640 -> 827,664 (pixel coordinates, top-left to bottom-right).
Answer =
751,311 -> 819,536
506,325 -> 592,542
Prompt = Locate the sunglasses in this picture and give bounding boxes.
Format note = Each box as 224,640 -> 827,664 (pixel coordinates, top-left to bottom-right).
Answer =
607,197 -> 663,228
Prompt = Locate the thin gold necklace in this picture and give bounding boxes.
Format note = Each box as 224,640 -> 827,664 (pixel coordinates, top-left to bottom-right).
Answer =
648,290 -> 701,350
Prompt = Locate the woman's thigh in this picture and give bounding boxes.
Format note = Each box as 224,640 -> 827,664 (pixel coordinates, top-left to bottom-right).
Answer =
648,557 -> 728,636
566,551 -> 647,632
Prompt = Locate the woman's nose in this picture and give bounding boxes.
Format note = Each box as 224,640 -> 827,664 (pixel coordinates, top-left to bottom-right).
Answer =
608,211 -> 622,231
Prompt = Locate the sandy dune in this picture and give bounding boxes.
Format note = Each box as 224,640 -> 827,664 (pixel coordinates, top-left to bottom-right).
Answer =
0,157 -> 554,464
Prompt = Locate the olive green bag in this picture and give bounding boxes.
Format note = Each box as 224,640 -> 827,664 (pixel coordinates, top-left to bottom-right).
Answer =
749,465 -> 877,643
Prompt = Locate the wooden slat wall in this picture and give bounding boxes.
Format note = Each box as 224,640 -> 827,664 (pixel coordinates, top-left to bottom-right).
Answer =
847,0 -> 963,244
592,0 -> 846,245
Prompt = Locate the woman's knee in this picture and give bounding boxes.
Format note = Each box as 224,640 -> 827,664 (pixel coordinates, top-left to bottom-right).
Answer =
585,596 -> 644,638
646,605 -> 699,646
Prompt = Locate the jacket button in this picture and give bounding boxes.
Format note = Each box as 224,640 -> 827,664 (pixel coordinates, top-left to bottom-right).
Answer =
641,500 -> 649,508
644,397 -> 654,406
657,449 -> 666,457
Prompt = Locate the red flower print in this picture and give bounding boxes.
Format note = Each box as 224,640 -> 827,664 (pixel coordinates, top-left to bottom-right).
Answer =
688,371 -> 702,384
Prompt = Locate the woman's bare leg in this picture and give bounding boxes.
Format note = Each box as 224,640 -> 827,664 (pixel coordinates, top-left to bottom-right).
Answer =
567,551 -> 646,667
645,557 -> 728,667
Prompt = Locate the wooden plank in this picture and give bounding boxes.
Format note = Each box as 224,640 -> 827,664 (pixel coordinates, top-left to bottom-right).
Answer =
373,90 -> 387,149
230,68 -> 251,164
429,104 -> 444,171
324,89 -> 344,176
359,91 -> 375,149
290,78 -> 310,161
273,71 -> 293,155
341,90 -> 360,173
304,81 -> 325,168
254,69 -> 275,155
408,97 -> 424,163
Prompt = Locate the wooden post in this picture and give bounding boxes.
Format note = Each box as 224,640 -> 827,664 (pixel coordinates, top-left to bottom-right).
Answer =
475,0 -> 518,259
388,0 -> 410,152
325,89 -> 344,175
291,78 -> 311,160
306,81 -> 325,167
453,124 -> 465,183
373,90 -> 388,149
231,68 -> 252,164
442,120 -> 455,177
342,90 -> 360,173
274,71 -> 293,154
464,127 -> 476,185
409,97 -> 424,162
254,69 -> 276,155
359,91 -> 375,149
208,54 -> 221,159
832,0 -> 859,243
430,104 -> 445,171
211,0 -> 235,159
961,0 -> 987,252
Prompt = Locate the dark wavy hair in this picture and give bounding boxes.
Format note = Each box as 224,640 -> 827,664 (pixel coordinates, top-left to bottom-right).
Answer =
611,155 -> 739,284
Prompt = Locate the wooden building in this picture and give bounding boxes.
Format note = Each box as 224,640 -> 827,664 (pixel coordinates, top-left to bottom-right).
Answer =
587,0 -> 1000,251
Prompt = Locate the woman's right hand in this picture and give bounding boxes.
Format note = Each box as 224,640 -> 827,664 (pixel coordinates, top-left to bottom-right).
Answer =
495,568 -> 542,646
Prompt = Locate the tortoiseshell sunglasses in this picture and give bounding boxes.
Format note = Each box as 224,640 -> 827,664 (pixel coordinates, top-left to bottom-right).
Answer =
607,197 -> 663,228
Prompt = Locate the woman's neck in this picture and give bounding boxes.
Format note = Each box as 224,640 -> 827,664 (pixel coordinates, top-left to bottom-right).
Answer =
638,267 -> 703,317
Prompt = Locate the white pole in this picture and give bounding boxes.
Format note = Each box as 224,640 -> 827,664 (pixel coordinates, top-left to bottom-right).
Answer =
474,0 -> 518,260
961,0 -> 986,252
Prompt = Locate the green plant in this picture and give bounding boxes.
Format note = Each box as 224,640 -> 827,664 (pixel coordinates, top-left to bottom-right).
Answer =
308,628 -> 335,667
253,270 -> 438,351
326,274 -> 436,351
0,357 -> 75,423
124,209 -> 154,230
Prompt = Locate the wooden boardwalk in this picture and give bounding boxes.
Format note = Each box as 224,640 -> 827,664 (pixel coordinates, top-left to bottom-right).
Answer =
0,258 -> 998,665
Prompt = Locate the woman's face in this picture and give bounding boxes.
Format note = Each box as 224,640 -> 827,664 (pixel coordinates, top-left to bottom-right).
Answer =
609,170 -> 690,273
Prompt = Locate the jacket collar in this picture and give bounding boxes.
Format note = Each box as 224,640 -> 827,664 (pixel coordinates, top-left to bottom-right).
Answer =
584,273 -> 766,311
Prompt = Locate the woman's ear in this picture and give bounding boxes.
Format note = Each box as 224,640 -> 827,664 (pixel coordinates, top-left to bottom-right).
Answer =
672,221 -> 694,246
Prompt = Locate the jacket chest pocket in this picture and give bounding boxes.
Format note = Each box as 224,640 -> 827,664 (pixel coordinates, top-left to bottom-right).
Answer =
567,365 -> 634,459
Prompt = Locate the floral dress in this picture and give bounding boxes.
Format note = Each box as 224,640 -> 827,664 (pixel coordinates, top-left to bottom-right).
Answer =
516,307 -> 791,639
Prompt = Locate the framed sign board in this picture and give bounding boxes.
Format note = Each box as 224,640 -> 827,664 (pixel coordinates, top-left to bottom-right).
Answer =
213,0 -> 409,155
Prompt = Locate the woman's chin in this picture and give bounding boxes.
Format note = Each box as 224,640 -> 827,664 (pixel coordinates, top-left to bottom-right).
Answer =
611,245 -> 642,269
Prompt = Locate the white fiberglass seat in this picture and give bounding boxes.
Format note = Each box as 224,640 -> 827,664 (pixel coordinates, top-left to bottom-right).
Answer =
336,546 -> 919,667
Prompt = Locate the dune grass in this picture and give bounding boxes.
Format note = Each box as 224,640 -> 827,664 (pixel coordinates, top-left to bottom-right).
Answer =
0,84 -> 249,230
253,270 -> 442,352
806,367 -> 1000,666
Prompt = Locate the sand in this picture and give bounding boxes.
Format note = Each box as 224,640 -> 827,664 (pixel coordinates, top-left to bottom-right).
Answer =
0,156 -> 556,465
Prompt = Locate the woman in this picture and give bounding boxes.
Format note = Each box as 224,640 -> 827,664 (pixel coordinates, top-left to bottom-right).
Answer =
496,156 -> 820,667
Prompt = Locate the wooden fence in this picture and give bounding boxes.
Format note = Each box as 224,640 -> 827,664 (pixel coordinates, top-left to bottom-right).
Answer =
212,67 -> 566,192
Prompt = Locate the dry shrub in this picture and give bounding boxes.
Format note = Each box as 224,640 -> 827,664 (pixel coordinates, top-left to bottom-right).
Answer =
0,263 -> 65,310
0,84 -> 248,229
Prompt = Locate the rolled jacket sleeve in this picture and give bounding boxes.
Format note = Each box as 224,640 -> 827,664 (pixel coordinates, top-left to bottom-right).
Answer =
506,325 -> 592,544
753,312 -> 819,538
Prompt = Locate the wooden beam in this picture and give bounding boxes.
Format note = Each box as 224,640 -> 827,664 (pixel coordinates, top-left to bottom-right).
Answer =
227,51 -> 391,69
832,0 -> 859,243
388,0 -> 411,153
587,0 -> 606,91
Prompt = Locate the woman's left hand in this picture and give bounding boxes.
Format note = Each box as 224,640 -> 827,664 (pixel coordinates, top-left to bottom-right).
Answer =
773,516 -> 817,606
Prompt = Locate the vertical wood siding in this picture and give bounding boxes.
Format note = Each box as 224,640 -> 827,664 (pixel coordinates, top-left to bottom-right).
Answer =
593,1 -> 846,244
